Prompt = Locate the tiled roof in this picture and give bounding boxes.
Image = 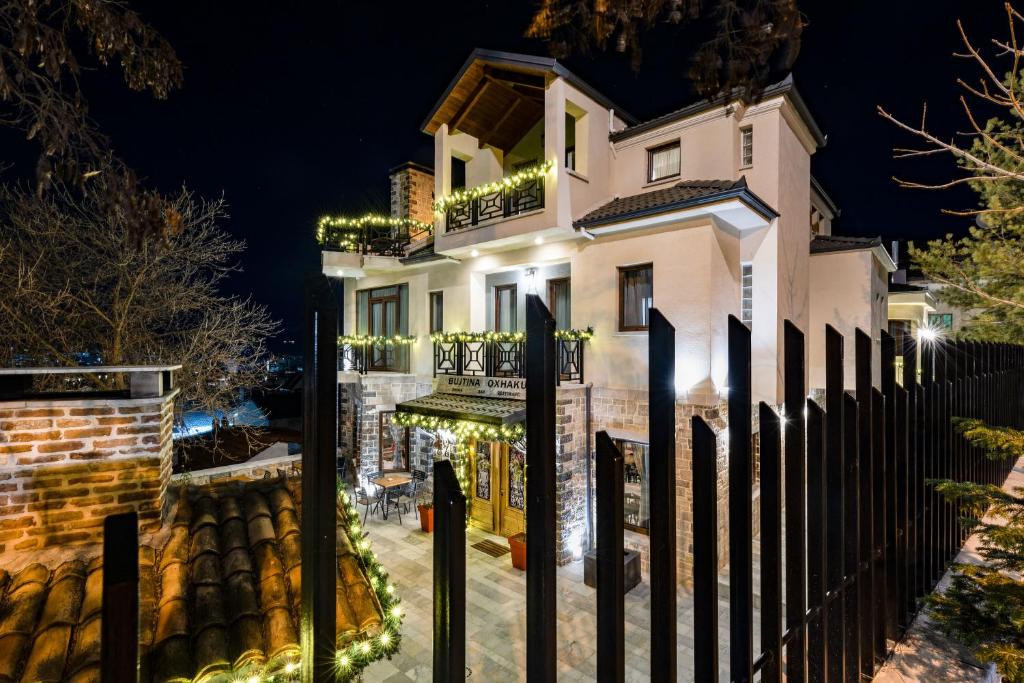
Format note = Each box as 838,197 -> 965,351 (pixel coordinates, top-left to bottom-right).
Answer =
0,476 -> 383,683
810,234 -> 883,254
397,392 -> 526,425
574,178 -> 777,229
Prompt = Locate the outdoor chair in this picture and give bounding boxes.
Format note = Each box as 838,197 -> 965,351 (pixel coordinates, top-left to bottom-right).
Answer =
354,486 -> 379,524
394,471 -> 425,519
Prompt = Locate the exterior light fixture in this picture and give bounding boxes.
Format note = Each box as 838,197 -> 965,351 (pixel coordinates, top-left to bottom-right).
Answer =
918,326 -> 938,342
470,249 -> 479,258
525,267 -> 538,294
534,236 -> 544,245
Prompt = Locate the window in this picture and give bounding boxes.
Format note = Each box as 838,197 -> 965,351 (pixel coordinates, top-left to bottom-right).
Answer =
888,319 -> 912,352
379,411 -> 409,472
647,142 -> 680,182
928,313 -> 954,332
741,263 -> 753,326
494,284 -> 517,332
615,439 -> 650,534
356,284 -> 408,371
450,156 -> 466,192
740,126 -> 754,167
547,278 -> 571,330
565,112 -> 576,171
430,291 -> 444,333
618,264 -> 653,331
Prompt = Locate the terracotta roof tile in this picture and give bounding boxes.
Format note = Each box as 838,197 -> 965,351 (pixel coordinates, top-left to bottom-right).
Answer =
0,475 -> 383,681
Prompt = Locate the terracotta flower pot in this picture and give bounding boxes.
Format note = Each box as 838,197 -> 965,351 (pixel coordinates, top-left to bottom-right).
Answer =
418,505 -> 433,533
508,532 -> 527,570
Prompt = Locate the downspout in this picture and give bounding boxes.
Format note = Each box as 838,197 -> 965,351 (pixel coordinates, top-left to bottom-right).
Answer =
584,382 -> 594,551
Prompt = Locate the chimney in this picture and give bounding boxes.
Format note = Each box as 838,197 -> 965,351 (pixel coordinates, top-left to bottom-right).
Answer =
891,240 -> 907,284
0,367 -> 178,556
389,162 -> 435,225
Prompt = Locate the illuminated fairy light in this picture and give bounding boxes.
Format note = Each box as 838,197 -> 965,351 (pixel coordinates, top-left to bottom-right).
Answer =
315,213 -> 432,247
433,159 -> 554,212
339,334 -> 417,347
429,327 -> 593,344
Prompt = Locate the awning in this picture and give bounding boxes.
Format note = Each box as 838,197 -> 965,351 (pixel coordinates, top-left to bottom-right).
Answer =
396,392 -> 526,425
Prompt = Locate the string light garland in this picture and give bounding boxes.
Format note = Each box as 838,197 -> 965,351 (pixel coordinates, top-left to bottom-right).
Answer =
433,159 -> 554,213
315,214 -> 432,251
430,328 -> 593,344
226,492 -> 404,682
339,334 -> 417,347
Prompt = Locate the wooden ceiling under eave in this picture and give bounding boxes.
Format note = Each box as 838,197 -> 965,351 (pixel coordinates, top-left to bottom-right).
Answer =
424,62 -> 547,153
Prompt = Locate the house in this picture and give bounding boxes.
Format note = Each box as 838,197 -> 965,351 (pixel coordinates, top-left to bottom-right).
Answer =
321,49 -> 891,581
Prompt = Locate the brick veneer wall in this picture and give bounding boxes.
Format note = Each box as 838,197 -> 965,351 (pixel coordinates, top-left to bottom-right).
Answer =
389,163 -> 434,225
0,390 -> 177,555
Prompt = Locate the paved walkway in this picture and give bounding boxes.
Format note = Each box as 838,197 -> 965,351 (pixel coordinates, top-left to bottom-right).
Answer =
874,457 -> 1024,683
358,512 -> 736,682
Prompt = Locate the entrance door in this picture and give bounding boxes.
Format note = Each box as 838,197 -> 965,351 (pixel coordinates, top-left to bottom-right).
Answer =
470,440 -> 496,531
468,441 -> 526,537
494,284 -> 517,333
499,445 -> 526,537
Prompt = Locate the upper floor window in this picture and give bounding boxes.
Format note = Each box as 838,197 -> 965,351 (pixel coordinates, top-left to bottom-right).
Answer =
740,126 -> 754,167
928,312 -> 954,332
356,284 -> 408,371
647,142 -> 680,183
741,263 -> 753,326
430,291 -> 444,333
565,112 -> 576,171
450,156 -> 466,192
618,264 -> 653,331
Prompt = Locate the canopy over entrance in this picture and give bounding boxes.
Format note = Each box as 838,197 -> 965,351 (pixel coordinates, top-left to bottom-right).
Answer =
396,392 -> 525,426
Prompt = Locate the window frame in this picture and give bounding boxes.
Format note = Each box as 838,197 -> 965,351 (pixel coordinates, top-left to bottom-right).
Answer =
740,262 -> 753,326
928,312 -> 954,331
646,141 -> 681,183
614,437 -> 650,535
378,410 -> 410,473
740,125 -> 754,168
618,263 -> 654,332
429,291 -> 444,334
546,277 -> 571,330
494,283 -> 518,332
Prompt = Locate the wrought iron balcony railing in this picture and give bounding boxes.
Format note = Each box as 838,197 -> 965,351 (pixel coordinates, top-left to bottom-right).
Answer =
317,215 -> 432,257
340,340 -> 412,374
432,332 -> 586,384
443,175 -> 545,232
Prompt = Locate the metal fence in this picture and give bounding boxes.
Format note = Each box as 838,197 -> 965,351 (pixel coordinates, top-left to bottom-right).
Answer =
433,337 -> 584,384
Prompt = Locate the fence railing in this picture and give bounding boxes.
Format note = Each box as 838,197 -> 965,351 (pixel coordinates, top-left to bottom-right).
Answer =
341,342 -> 410,374
318,222 -> 431,257
444,176 -> 544,232
432,336 -> 584,384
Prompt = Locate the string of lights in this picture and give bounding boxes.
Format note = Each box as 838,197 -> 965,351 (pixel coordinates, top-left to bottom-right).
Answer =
339,334 -> 417,347
432,159 -> 554,213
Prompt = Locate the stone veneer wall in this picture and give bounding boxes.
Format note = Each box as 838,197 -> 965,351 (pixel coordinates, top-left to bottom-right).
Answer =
0,390 -> 177,554
389,163 -> 434,225
339,374 -> 433,486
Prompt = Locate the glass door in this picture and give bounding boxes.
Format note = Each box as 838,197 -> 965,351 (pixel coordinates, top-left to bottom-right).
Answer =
494,284 -> 517,333
547,277 -> 570,330
470,440 -> 496,531
500,445 -> 526,537
368,292 -> 399,370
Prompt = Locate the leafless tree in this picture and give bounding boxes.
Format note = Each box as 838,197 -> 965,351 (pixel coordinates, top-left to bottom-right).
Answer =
0,0 -> 184,241
878,2 -> 1024,209
526,0 -> 803,97
0,182 -> 280,448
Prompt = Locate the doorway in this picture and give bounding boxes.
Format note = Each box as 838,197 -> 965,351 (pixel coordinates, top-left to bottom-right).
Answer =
494,284 -> 517,333
368,290 -> 400,370
469,440 -> 525,537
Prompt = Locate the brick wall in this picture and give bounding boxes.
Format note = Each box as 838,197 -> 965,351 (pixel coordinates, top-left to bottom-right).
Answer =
0,391 -> 177,555
389,162 -> 434,225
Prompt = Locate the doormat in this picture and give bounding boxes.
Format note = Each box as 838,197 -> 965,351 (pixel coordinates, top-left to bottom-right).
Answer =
472,539 -> 510,558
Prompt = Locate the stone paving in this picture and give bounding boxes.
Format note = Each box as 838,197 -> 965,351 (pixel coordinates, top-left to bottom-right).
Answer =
359,512 -> 737,682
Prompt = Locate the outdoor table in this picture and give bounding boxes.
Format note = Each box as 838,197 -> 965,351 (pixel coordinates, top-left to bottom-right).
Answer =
368,472 -> 413,520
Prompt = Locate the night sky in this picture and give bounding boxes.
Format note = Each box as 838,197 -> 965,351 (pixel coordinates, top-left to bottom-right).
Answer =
1,1 -> 1009,346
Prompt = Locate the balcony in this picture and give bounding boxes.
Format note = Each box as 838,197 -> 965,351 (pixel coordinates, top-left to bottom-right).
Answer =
437,161 -> 551,234
339,336 -> 414,374
431,329 -> 589,384
317,214 -> 432,258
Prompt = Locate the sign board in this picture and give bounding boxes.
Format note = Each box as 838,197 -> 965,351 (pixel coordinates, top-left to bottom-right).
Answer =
435,375 -> 526,400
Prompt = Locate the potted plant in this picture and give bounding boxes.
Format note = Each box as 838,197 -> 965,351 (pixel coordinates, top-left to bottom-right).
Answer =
508,531 -> 527,570
418,501 -> 434,533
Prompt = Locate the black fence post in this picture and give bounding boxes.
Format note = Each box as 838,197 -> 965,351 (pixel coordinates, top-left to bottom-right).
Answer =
727,316 -> 753,683
691,416 -> 719,683
759,403 -> 783,683
881,330 -> 900,642
525,294 -> 557,682
871,387 -> 887,666
648,309 -> 677,680
783,320 -> 807,683
101,512 -> 139,683
824,325 -> 845,682
805,400 -> 827,682
433,459 -> 466,682
894,384 -> 909,632
843,390 -> 860,683
301,273 -> 338,683
854,328 -> 872,679
596,431 -> 624,683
